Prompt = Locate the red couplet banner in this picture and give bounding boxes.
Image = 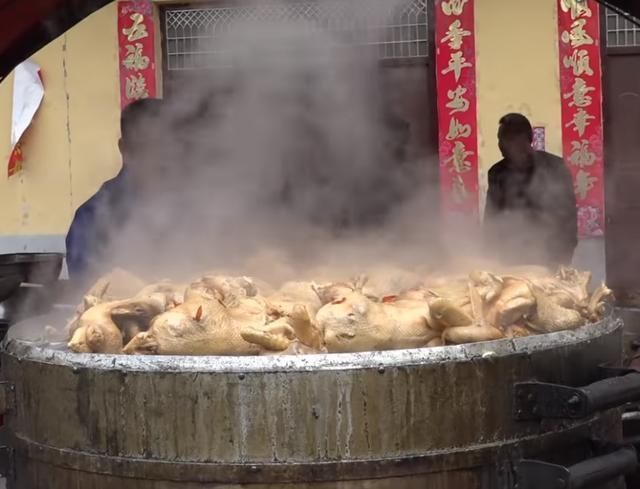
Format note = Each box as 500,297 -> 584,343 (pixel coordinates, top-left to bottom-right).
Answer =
557,0 -> 605,237
117,0 -> 157,109
434,0 -> 479,217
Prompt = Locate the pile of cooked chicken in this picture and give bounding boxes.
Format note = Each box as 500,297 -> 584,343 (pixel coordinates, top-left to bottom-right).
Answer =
63,265 -> 613,355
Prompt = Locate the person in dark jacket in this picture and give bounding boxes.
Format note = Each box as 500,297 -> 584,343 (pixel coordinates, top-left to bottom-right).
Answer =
65,98 -> 164,286
484,113 -> 578,268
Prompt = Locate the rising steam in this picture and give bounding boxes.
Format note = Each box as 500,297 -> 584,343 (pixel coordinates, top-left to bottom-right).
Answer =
85,0 -> 449,285
79,0 -> 567,289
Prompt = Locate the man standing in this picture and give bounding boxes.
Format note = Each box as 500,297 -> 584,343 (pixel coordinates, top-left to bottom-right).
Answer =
484,113 -> 578,268
65,98 -> 164,286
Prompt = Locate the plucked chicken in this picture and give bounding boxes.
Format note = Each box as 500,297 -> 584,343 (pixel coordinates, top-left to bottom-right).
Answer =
122,278 -> 302,355
67,280 -> 181,353
63,264 -> 613,356
315,278 -> 438,352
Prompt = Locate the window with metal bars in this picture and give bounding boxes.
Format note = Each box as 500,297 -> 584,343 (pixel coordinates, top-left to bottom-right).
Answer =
162,0 -> 430,72
606,8 -> 640,48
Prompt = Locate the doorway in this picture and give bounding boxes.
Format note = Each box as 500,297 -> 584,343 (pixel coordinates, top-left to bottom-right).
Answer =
603,9 -> 640,304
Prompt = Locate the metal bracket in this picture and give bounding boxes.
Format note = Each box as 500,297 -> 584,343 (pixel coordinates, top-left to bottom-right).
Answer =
596,364 -> 637,380
517,445 -> 637,489
0,382 -> 15,416
515,371 -> 640,420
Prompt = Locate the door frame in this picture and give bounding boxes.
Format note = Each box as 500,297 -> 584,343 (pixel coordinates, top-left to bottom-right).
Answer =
600,7 -> 640,300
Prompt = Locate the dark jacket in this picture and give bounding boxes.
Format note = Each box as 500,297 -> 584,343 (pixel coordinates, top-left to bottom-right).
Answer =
484,151 -> 578,267
65,167 -> 133,283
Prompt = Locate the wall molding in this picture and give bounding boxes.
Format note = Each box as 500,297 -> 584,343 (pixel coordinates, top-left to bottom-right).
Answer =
0,234 -> 66,254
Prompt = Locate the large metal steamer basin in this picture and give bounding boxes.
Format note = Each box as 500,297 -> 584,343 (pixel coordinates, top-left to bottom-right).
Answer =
0,312 -> 638,488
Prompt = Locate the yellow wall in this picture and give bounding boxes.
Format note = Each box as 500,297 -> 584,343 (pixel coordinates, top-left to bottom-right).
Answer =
474,0 -> 562,212
0,2 -> 120,250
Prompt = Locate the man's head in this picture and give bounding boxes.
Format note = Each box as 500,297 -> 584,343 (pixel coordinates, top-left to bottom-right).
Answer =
497,113 -> 534,165
118,98 -> 165,161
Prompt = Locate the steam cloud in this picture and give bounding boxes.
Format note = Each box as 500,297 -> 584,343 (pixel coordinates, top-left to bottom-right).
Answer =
92,0 -> 465,286
84,0 -> 565,288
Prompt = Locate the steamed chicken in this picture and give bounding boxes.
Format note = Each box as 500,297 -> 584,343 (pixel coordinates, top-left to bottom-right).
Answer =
61,265 -> 613,355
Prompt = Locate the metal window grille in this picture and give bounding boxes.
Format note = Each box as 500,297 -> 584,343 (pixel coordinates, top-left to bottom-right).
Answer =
164,0 -> 429,71
606,9 -> 640,47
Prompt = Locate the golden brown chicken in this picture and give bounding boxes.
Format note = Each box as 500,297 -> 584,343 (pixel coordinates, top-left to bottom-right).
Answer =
68,280 -> 182,347
239,317 -> 297,352
288,303 -> 325,350
316,288 -> 437,353
440,283 -> 504,344
312,275 -> 370,304
504,324 -> 533,339
68,301 -> 125,354
65,265 -> 612,356
484,277 -> 536,330
587,283 -> 614,321
241,303 -> 327,354
65,273 -> 179,337
424,275 -> 472,315
65,278 -> 112,338
526,283 -> 584,333
266,281 -> 323,319
123,280 -> 263,355
469,270 -> 504,302
110,296 -> 171,343
68,295 -> 166,354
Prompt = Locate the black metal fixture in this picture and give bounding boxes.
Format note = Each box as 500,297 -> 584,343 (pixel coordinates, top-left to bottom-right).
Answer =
515,365 -> 640,488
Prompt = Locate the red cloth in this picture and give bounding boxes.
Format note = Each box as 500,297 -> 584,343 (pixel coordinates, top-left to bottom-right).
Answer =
7,143 -> 22,177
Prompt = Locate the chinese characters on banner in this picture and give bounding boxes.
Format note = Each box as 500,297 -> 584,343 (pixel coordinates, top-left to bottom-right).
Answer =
557,0 -> 605,237
117,0 -> 157,109
435,0 -> 479,217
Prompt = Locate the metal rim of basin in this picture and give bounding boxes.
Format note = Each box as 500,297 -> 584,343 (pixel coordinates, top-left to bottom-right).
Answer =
2,312 -> 622,374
